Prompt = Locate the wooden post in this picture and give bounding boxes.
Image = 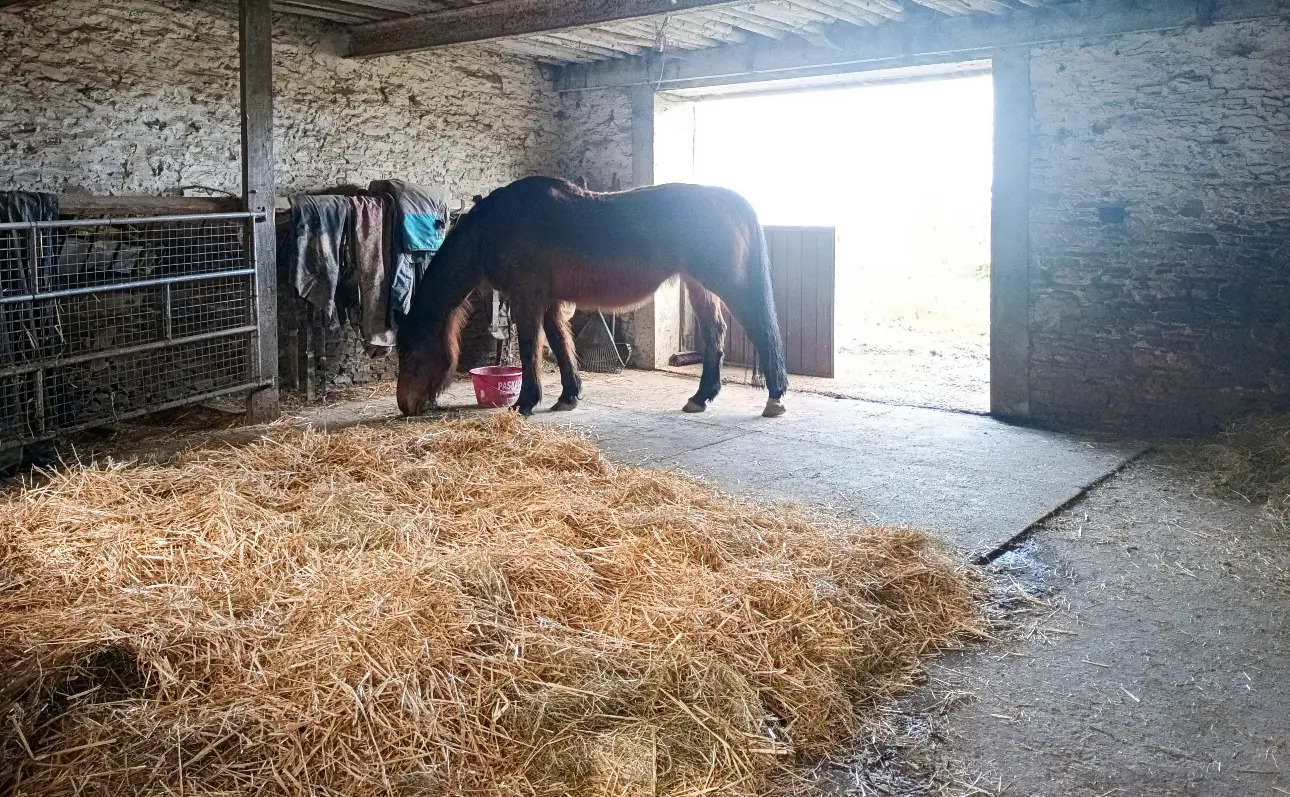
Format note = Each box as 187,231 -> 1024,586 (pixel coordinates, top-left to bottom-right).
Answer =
241,0 -> 280,424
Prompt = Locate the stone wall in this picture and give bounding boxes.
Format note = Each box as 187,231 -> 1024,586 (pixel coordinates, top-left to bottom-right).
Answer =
0,0 -> 560,197
555,85 -> 668,367
1,0 -> 562,393
1028,18 -> 1290,433
556,87 -> 635,191
553,19 -> 1290,434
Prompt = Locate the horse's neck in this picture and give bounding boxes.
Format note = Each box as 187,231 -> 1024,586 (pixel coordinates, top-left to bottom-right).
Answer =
427,219 -> 485,303
435,269 -> 481,318
428,252 -> 484,329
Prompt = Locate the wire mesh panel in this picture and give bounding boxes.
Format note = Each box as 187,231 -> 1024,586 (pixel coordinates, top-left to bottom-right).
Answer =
0,213 -> 267,450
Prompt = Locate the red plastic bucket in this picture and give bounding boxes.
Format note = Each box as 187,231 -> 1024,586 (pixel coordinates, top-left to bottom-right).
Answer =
470,366 -> 523,408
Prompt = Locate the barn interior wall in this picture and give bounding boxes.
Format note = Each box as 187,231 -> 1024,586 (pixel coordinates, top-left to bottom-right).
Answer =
555,87 -> 635,192
554,14 -> 1290,435
0,0 -> 563,393
1028,18 -> 1290,434
0,1 -> 562,197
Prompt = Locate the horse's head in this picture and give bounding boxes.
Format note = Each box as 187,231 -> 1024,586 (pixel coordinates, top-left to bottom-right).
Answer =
396,333 -> 451,416
396,287 -> 471,416
397,306 -> 469,412
396,192 -> 492,416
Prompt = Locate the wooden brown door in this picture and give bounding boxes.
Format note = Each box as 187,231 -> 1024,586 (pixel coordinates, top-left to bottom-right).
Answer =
724,226 -> 835,378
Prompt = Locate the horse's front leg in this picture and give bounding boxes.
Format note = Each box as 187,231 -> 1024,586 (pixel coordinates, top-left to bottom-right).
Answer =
544,305 -> 582,411
513,309 -> 543,416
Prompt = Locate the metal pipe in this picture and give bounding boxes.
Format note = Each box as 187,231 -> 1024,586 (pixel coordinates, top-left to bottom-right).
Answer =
27,226 -> 46,435
246,196 -> 265,385
0,267 -> 255,306
25,226 -> 40,293
0,211 -> 262,232
0,324 -> 259,379
163,283 -> 174,341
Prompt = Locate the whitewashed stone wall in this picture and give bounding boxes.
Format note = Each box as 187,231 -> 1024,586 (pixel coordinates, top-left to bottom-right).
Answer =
556,87 -> 634,191
1028,18 -> 1290,433
0,0 -> 560,200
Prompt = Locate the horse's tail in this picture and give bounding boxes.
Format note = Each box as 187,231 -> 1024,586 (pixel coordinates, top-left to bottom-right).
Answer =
742,203 -> 788,400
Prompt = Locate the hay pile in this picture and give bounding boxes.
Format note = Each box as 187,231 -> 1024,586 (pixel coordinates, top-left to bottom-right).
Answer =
1191,413 -> 1290,529
0,414 -> 981,796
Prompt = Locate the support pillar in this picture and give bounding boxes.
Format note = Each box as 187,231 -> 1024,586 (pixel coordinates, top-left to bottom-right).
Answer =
624,84 -> 685,370
990,49 -> 1032,421
241,0 -> 280,424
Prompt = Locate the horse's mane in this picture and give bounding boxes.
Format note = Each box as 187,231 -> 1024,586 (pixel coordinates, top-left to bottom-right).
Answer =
397,191 -> 493,378
398,176 -> 583,358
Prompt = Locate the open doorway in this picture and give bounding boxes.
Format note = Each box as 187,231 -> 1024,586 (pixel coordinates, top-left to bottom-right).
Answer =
655,67 -> 994,413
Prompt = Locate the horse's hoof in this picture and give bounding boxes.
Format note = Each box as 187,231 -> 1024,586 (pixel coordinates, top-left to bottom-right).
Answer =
682,399 -> 707,413
512,403 -> 536,417
762,398 -> 786,418
551,398 -> 578,412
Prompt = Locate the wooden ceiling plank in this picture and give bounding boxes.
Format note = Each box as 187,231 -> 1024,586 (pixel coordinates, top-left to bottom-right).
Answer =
787,0 -> 884,27
347,0 -> 794,57
614,16 -> 729,48
706,8 -> 794,38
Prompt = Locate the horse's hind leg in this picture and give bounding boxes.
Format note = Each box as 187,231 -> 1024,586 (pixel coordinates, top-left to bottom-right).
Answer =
544,305 -> 581,411
748,307 -> 788,417
682,278 -> 728,414
715,283 -> 787,418
512,303 -> 544,416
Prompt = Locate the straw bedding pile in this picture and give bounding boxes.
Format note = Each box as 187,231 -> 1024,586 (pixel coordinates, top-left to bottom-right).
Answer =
0,414 -> 981,796
1191,413 -> 1290,529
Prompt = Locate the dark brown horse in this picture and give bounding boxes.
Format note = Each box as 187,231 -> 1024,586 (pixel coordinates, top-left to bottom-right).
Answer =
396,176 -> 788,418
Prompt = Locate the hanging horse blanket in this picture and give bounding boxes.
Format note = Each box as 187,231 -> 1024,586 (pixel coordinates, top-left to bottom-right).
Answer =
346,196 -> 396,350
368,179 -> 452,318
288,193 -> 397,352
288,195 -> 350,328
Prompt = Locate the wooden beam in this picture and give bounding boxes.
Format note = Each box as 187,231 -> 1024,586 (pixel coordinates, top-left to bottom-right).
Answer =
240,0 -> 281,423
0,0 -> 59,9
58,195 -> 243,217
346,0 -> 772,58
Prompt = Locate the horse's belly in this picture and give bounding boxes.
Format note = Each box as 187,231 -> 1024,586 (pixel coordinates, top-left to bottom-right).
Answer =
552,260 -> 672,311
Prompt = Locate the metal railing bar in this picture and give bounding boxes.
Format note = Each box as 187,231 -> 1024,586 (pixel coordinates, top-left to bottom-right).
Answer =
0,267 -> 255,305
0,211 -> 262,231
0,325 -> 258,379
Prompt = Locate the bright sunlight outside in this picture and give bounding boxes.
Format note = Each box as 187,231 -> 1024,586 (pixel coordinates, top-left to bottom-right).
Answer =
665,73 -> 994,411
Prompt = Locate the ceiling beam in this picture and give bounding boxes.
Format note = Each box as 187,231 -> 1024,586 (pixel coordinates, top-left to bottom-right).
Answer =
555,0 -> 1290,91
346,0 -> 782,58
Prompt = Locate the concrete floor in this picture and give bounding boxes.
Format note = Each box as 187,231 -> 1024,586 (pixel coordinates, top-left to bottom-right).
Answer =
929,459 -> 1290,797
397,371 -> 1140,557
662,354 -> 989,415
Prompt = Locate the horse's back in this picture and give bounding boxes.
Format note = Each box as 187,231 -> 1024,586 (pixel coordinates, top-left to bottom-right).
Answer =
483,178 -> 756,240
475,178 -> 761,285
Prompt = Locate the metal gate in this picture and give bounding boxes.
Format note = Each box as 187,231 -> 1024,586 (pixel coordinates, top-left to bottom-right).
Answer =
723,226 -> 836,378
1,212 -> 269,452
